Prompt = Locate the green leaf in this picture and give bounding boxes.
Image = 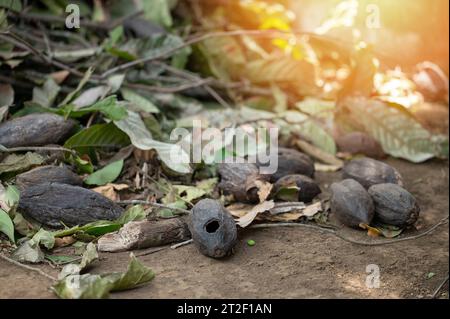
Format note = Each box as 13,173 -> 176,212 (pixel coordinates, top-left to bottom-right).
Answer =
59,67 -> 94,106
53,274 -> 113,299
0,208 -> 14,243
0,184 -> 20,210
32,78 -> 60,108
282,111 -> 337,154
66,96 -> 128,121
296,98 -> 335,117
52,253 -> 154,299
121,88 -> 160,113
173,185 -> 206,202
339,97 -> 448,163
106,253 -> 155,292
13,213 -> 36,237
0,152 -> 44,175
84,160 -> 124,186
30,228 -> 55,249
275,187 -> 300,202
142,0 -> 174,28
64,123 -> 130,157
0,0 -> 22,11
83,221 -> 121,236
114,111 -> 191,174
72,155 -> 94,174
115,205 -> 146,225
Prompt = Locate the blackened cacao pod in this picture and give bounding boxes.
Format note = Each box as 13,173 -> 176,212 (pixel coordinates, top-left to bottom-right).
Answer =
218,162 -> 268,203
342,158 -> 403,189
0,114 -> 77,148
15,165 -> 82,190
188,199 -> 237,258
273,174 -> 321,203
257,147 -> 315,182
18,183 -> 124,228
368,183 -> 420,227
330,179 -> 374,228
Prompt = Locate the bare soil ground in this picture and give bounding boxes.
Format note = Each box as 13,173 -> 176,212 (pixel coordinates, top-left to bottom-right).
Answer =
1,158 -> 448,299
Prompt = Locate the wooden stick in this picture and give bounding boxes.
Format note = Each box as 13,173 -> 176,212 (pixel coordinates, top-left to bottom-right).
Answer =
98,218 -> 191,252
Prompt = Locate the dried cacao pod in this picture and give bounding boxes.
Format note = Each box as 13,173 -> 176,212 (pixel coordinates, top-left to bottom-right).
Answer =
330,179 -> 374,228
368,183 -> 420,227
0,113 -> 77,148
342,158 -> 403,189
15,165 -> 82,190
258,147 -> 315,182
273,174 -> 321,203
218,162 -> 269,203
18,183 -> 124,228
188,199 -> 237,258
336,132 -> 385,159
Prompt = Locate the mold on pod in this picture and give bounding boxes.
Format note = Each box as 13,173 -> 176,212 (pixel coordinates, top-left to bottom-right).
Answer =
257,147 -> 315,182
188,199 -> 237,258
273,174 -> 321,203
330,179 -> 375,228
368,183 -> 420,228
342,158 -> 403,189
218,162 -> 269,203
15,165 -> 83,190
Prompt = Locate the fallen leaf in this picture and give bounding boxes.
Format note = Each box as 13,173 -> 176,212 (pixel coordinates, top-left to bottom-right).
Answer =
54,236 -> 77,248
92,183 -> 128,201
11,240 -> 44,263
0,208 -> 14,243
253,180 -> 273,203
0,152 -> 45,175
50,70 -> 70,84
59,243 -> 98,279
236,200 -> 275,228
85,160 -> 124,186
52,253 -> 154,299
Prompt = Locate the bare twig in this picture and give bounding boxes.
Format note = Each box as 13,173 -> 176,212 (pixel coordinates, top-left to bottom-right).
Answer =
171,239 -> 193,249
117,200 -> 191,215
123,78 -> 213,94
0,253 -> 57,282
432,274 -> 449,299
135,246 -> 168,257
250,216 -> 449,247
101,29 -> 320,78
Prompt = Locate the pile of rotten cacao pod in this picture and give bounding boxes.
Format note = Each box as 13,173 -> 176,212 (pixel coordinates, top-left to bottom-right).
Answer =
332,157 -> 419,230
189,152 -> 421,259
0,112 -> 421,260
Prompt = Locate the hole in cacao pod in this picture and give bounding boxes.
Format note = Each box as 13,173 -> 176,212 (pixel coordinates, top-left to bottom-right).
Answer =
205,220 -> 220,233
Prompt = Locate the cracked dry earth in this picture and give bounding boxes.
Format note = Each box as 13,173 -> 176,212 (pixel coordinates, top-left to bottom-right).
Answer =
0,158 -> 448,299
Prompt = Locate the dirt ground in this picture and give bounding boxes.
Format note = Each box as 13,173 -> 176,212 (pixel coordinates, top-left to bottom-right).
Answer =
1,158 -> 448,299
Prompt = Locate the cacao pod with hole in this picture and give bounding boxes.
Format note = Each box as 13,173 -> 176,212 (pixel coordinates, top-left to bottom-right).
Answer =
368,183 -> 420,227
330,179 -> 375,228
273,174 -> 321,203
188,199 -> 237,258
342,158 -> 403,189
